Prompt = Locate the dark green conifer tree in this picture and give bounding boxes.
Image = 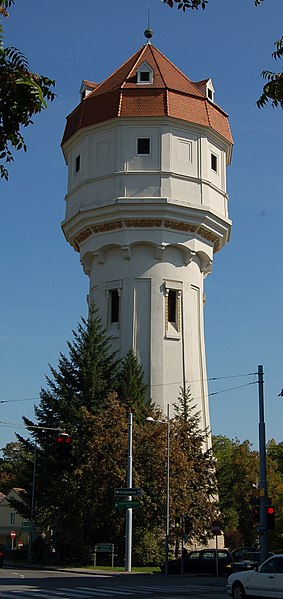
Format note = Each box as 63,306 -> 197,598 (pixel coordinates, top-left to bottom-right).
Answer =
14,310 -> 119,562
116,348 -> 153,423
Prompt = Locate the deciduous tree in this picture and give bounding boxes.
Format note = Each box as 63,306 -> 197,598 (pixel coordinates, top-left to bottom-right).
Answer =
0,0 -> 55,179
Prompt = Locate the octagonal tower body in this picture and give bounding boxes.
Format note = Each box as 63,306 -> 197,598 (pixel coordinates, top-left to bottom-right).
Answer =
61,43 -> 233,444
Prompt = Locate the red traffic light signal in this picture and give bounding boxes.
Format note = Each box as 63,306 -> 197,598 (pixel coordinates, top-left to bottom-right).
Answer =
56,433 -> 73,458
57,433 -> 72,444
267,506 -> 275,530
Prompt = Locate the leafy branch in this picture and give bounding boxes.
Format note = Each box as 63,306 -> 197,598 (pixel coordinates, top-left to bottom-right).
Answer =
0,0 -> 55,180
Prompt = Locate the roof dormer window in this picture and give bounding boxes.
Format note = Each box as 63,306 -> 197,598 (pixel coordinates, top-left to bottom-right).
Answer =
193,78 -> 215,103
137,61 -> 153,85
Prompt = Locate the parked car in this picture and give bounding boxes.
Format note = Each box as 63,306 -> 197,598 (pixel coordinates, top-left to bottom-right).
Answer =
226,554 -> 283,598
231,547 -> 258,561
161,548 -> 233,576
0,545 -> 7,567
231,551 -> 275,572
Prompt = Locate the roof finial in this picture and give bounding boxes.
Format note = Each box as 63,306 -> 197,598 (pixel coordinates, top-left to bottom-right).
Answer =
144,6 -> 153,44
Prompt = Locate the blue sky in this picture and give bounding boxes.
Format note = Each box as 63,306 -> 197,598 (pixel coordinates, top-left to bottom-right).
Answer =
0,0 -> 282,451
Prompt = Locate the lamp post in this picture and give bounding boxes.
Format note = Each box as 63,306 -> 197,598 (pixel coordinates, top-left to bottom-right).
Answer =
125,412 -> 133,572
165,404 -> 170,577
258,365 -> 268,563
28,442 -> 37,562
147,404 -> 170,575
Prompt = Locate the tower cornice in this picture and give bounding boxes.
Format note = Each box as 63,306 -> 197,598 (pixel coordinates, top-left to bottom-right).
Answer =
62,198 -> 231,255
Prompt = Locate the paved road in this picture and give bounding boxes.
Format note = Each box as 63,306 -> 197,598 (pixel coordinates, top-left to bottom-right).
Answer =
0,568 -> 228,598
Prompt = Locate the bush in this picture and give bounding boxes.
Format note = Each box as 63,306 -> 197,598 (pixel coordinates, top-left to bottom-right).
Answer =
133,528 -> 164,566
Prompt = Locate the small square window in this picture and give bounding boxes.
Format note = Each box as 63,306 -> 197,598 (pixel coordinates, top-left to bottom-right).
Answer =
211,153 -> 217,172
137,138 -> 150,155
140,71 -> 150,82
75,155 -> 80,173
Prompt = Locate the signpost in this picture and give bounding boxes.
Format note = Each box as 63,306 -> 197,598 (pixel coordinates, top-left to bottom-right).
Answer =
22,521 -> 36,530
93,543 -> 115,567
114,487 -> 142,497
114,500 -> 141,509
10,530 -> 16,551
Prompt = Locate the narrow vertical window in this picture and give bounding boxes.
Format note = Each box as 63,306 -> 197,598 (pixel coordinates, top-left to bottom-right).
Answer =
211,153 -> 217,173
110,289 -> 119,323
10,513 -> 15,525
168,290 -> 177,324
75,154 -> 80,173
165,283 -> 182,337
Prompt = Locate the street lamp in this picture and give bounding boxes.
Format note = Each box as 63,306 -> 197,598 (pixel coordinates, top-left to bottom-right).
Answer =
125,412 -> 133,572
146,404 -> 170,576
28,442 -> 37,561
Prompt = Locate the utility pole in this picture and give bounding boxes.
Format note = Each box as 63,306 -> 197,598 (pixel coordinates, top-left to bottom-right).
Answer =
258,365 -> 268,563
125,412 -> 133,572
28,443 -> 37,561
165,404 -> 170,576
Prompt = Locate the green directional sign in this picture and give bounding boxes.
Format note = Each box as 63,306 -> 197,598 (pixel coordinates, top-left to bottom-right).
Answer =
114,487 -> 142,497
22,521 -> 36,530
114,499 -> 141,509
94,543 -> 114,553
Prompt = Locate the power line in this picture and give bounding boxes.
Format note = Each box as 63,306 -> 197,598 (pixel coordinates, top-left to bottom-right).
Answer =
0,397 -> 39,404
0,420 -> 60,431
0,372 -> 258,404
207,381 -> 258,398
150,372 -> 257,388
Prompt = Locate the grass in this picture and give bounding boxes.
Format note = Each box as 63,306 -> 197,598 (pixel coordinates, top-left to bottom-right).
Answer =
83,565 -> 161,573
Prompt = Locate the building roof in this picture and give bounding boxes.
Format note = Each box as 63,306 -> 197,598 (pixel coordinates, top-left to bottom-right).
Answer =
62,43 -> 233,146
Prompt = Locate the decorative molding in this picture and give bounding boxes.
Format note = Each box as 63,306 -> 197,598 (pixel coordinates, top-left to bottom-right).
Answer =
197,226 -> 218,245
93,250 -> 104,264
125,219 -> 162,228
164,220 -> 198,233
183,249 -> 196,266
122,245 -> 131,260
156,245 -> 165,260
73,218 -> 221,253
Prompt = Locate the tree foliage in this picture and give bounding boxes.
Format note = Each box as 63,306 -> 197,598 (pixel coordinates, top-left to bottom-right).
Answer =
163,0 -> 283,110
213,435 -> 283,550
213,435 -> 259,546
0,0 -> 55,180
5,310 -> 220,564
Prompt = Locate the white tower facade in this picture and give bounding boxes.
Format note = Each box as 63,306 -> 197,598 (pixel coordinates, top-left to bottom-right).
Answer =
61,42 -> 233,440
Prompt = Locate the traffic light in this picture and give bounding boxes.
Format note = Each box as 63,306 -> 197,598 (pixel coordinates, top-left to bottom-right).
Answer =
175,516 -> 181,529
250,497 -> 260,522
267,506 -> 275,530
56,432 -> 73,459
184,515 -> 193,535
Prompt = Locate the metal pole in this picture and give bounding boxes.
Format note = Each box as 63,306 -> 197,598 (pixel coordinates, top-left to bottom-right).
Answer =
125,413 -> 133,572
28,443 -> 37,561
165,404 -> 170,576
258,365 -> 268,563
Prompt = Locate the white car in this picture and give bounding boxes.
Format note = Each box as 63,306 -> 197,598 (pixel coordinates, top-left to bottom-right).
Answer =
226,554 -> 283,598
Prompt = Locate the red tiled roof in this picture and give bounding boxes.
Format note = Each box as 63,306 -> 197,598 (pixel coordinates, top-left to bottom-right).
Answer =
62,44 -> 233,146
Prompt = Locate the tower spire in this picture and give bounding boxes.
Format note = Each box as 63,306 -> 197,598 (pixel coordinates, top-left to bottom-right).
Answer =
144,6 -> 153,44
